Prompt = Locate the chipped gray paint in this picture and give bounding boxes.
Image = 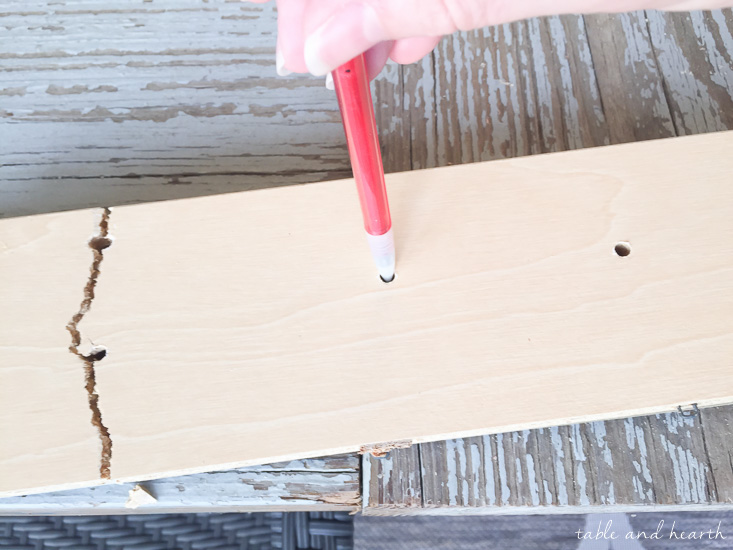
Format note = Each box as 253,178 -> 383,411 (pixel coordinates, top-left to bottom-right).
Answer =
496,434 -> 511,505
0,0 -> 349,218
646,11 -> 733,134
550,426 -> 570,506
366,406 -> 733,513
0,456 -> 360,514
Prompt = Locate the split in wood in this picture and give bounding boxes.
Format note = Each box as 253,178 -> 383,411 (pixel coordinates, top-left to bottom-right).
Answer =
65,208 -> 114,479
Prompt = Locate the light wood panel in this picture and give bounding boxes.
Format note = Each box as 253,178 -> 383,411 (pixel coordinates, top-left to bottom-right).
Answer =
0,210 -> 106,493
2,131 -> 732,496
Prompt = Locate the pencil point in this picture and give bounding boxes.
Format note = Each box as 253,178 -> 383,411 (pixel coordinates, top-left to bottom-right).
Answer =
366,229 -> 395,283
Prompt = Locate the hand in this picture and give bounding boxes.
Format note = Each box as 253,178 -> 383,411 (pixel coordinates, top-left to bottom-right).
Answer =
252,0 -> 732,79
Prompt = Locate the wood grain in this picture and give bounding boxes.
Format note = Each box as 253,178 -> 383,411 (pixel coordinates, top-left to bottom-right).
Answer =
0,210 -> 105,493
364,406 -> 733,513
2,131 -> 732,497
583,12 -> 676,144
0,0 -> 349,219
646,10 -> 733,135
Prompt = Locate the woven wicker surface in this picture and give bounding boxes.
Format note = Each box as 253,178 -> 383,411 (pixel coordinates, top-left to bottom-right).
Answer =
0,512 -> 353,550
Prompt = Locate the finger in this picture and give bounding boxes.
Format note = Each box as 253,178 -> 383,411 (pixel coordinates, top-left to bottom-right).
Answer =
364,41 -> 394,80
302,0 -> 481,76
304,0 -> 698,77
275,0 -> 309,73
389,36 -> 442,65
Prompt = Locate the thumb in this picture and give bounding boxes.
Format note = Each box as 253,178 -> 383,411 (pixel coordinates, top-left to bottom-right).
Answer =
304,0 -> 489,75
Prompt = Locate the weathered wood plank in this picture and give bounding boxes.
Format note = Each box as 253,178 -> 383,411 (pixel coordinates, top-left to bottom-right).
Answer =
583,12 -> 676,143
0,456 -> 360,514
645,9 -> 733,134
0,0 -> 349,218
363,447 -> 422,511
365,406 -> 733,513
373,62 -> 411,174
700,407 -> 733,503
402,56 -> 438,170
429,14 -> 611,164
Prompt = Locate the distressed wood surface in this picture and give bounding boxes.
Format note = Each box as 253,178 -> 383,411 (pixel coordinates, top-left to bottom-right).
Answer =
3,1 -> 733,513
0,456 -> 360,514
0,0 -> 350,218
364,406 -> 733,513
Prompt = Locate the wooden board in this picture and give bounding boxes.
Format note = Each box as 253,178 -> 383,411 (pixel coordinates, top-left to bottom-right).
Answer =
2,130 -> 732,497
0,211 -> 105,493
364,405 -> 733,513
0,0 -> 350,220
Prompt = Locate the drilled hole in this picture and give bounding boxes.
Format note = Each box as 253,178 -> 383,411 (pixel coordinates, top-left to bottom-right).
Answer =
615,242 -> 631,257
89,236 -> 112,252
85,346 -> 107,362
345,69 -> 351,73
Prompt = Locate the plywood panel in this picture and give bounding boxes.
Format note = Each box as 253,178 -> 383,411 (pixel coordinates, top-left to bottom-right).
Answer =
1,131 -> 732,496
0,210 -> 107,494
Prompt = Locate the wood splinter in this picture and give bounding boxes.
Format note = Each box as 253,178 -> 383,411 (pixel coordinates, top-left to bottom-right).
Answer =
360,440 -> 413,458
125,484 -> 157,509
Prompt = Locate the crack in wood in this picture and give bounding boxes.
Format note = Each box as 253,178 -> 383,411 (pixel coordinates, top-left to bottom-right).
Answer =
65,207 -> 113,479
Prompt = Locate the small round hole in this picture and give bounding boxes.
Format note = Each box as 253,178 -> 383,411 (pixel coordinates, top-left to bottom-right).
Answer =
615,242 -> 631,257
345,69 -> 351,73
85,346 -> 107,361
89,236 -> 112,252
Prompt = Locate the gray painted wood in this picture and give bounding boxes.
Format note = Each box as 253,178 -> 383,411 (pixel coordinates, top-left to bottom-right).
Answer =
364,407 -> 733,513
0,456 -> 360,514
363,446 -> 422,512
646,10 -> 733,135
583,12 -> 676,143
0,0 -> 350,218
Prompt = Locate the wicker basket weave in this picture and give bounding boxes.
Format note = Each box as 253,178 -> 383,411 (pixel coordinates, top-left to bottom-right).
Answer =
0,512 -> 353,550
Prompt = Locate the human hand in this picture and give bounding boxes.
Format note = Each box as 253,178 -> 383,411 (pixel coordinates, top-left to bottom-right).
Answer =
252,0 -> 732,78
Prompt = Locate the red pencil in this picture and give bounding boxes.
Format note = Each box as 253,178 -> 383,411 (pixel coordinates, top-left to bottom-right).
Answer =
331,54 -> 395,282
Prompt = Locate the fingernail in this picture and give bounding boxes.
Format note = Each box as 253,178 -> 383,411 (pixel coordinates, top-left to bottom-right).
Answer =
304,20 -> 335,76
304,3 -> 386,76
276,48 -> 291,76
325,73 -> 334,90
